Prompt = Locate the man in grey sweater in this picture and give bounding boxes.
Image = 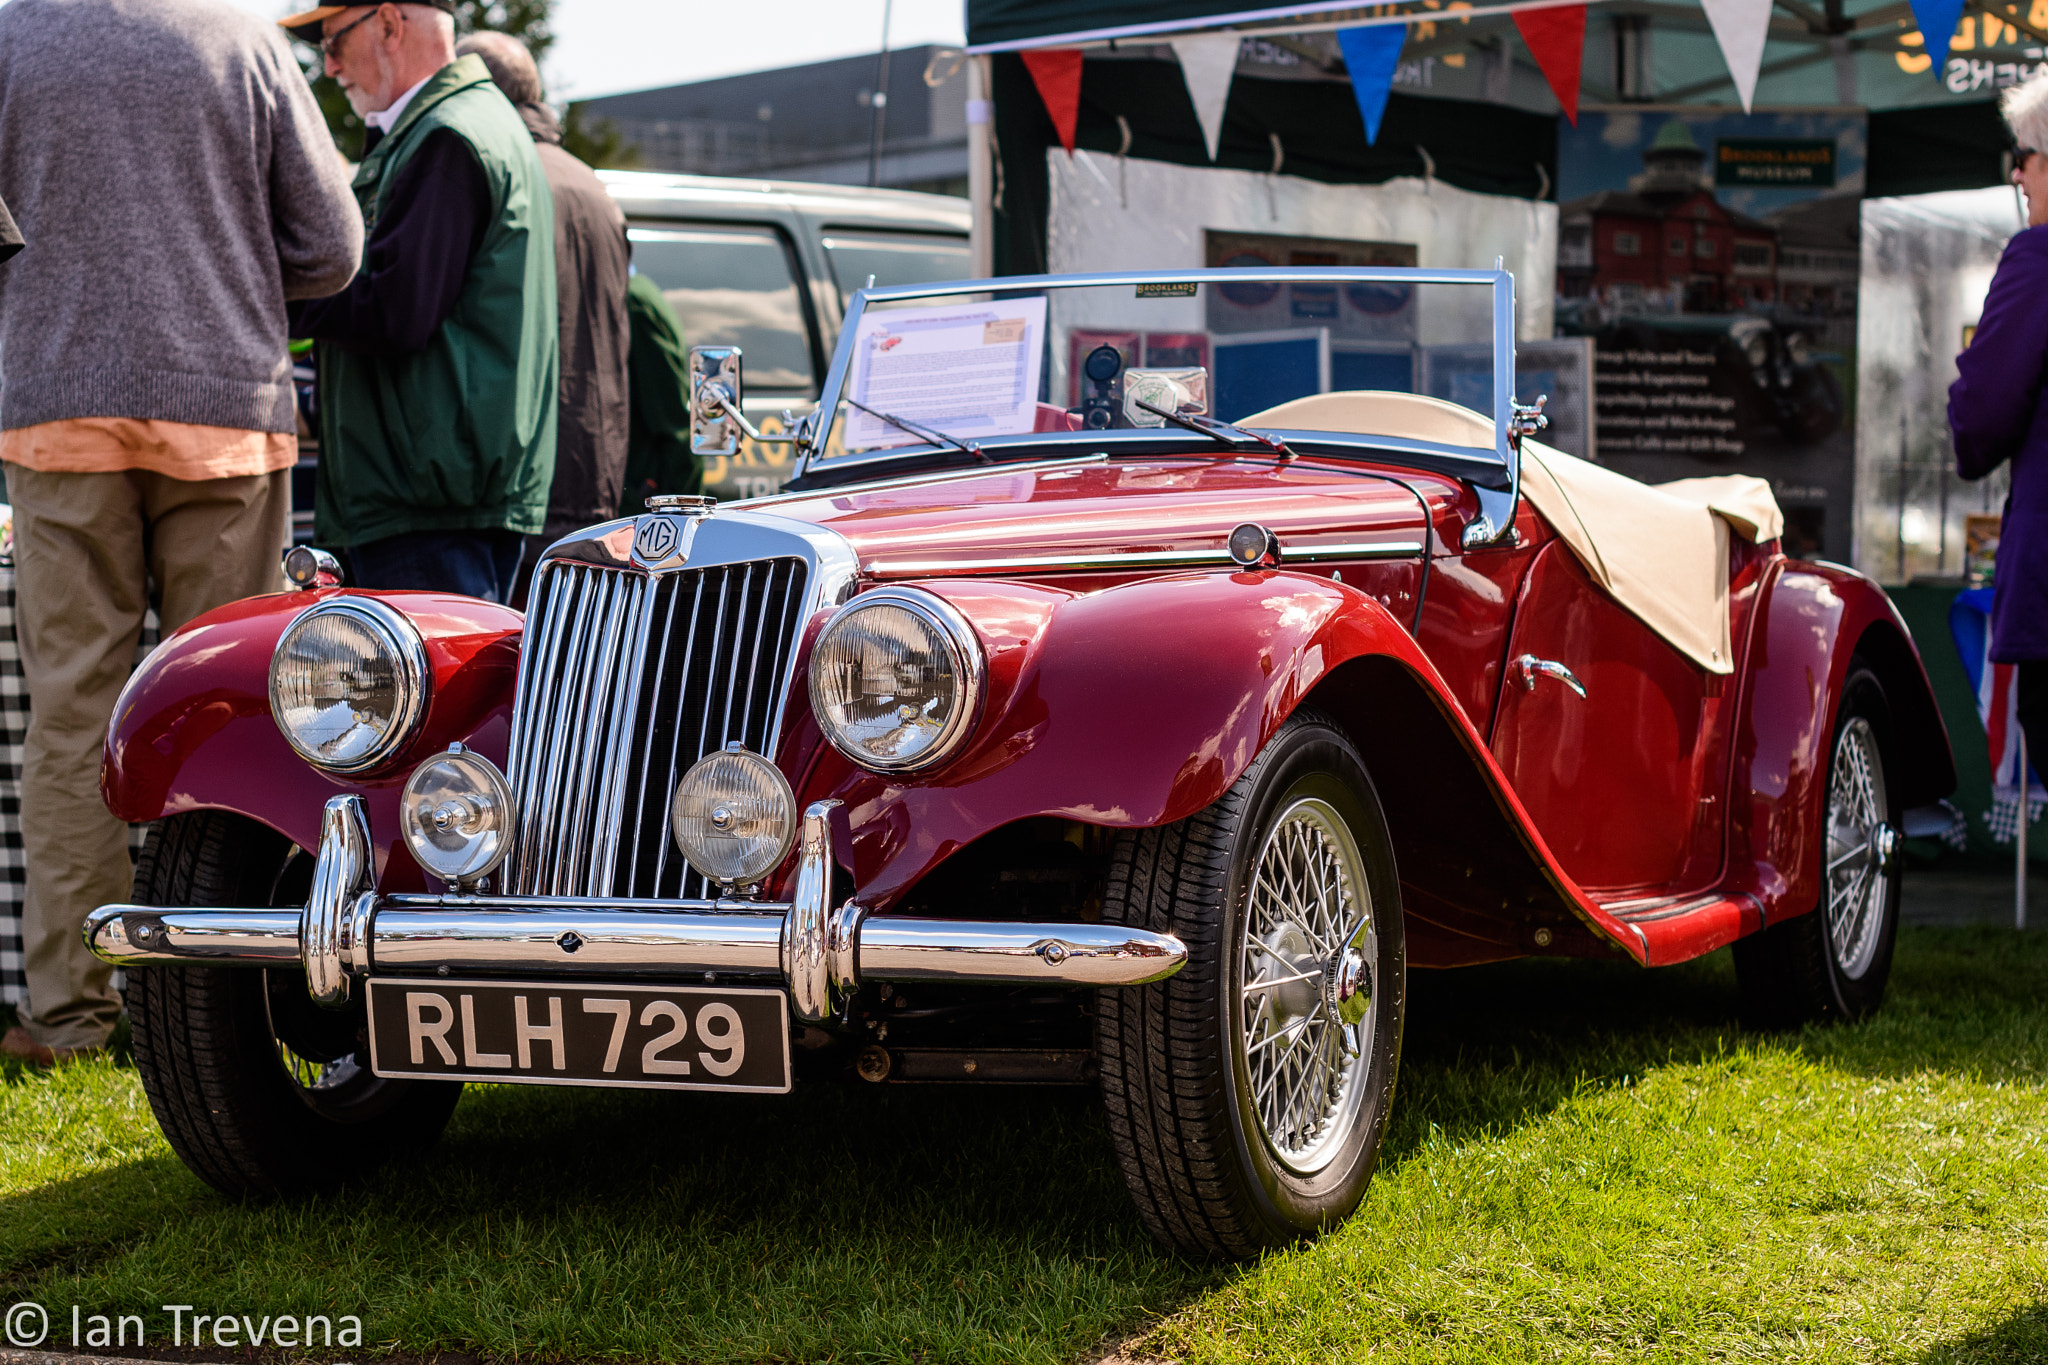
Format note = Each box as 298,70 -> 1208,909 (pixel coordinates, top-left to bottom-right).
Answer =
0,0 -> 361,1065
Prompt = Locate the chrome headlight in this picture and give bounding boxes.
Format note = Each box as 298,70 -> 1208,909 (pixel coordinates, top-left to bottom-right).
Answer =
808,587 -> 983,773
401,744 -> 515,885
268,598 -> 429,773
671,744 -> 798,888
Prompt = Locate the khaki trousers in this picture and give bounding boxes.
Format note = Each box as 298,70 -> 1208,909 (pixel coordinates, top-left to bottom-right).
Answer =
9,464 -> 288,1050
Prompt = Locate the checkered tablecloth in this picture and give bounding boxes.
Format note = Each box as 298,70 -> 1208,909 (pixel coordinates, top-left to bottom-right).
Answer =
0,566 -> 155,1008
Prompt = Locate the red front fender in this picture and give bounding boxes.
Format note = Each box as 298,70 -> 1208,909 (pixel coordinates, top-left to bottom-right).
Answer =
103,589 -> 524,892
795,570 -> 1615,953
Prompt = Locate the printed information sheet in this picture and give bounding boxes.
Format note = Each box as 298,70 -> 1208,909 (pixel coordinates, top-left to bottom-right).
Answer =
846,298 -> 1047,449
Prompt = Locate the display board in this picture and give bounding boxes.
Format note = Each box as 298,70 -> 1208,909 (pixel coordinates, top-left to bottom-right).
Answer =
1044,151 -> 1571,440
1557,108 -> 1866,561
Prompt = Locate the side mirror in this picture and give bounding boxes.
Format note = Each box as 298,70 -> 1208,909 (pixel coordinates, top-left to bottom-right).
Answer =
690,346 -> 743,457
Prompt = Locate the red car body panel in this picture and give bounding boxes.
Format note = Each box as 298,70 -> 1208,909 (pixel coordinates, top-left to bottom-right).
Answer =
103,589 -> 524,895
99,451 -> 1955,972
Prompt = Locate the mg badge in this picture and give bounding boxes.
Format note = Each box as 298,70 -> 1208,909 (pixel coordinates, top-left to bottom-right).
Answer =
632,515 -> 683,566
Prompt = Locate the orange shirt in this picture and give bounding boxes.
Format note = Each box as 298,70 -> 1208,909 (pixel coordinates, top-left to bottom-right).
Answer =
1,417 -> 296,481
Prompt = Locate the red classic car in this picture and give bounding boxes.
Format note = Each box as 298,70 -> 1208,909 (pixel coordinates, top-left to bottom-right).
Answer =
91,267 -> 1953,1260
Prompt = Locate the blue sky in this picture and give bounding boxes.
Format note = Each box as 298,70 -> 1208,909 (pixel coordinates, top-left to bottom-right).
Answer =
224,0 -> 965,100
1559,109 -> 1870,214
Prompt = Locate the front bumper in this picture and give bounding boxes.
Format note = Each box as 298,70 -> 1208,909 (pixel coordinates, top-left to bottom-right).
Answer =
86,797 -> 1187,1024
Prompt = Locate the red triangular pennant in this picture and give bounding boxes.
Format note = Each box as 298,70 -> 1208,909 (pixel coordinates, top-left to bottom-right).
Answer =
1513,4 -> 1586,125
1021,48 -> 1084,155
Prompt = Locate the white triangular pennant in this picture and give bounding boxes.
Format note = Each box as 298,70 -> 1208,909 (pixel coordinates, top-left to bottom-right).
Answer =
1700,0 -> 1773,112
1171,34 -> 1240,161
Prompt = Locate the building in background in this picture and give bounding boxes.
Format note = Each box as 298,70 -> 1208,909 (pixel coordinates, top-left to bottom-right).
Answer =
573,46 -> 968,195
1557,120 -> 1781,315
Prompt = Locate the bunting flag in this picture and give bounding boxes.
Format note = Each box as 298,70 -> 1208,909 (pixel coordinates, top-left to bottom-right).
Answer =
1020,47 -> 1083,154
1908,0 -> 1969,72
1700,0 -> 1773,111
1336,25 -> 1408,145
1170,34 -> 1240,161
1513,4 -> 1587,125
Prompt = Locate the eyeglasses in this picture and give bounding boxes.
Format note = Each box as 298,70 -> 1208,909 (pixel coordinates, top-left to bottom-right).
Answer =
320,7 -> 379,57
2017,146 -> 2040,168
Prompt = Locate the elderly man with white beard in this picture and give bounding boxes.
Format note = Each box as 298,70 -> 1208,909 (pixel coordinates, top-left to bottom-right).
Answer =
284,1 -> 559,604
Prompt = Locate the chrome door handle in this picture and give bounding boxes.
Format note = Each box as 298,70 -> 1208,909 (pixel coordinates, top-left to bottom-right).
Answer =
1510,654 -> 1586,698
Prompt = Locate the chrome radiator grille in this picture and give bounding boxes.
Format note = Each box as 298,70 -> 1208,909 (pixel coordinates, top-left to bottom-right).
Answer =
504,556 -> 810,899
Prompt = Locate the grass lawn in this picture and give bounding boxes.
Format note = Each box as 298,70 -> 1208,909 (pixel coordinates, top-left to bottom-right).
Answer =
4,924 -> 2047,1364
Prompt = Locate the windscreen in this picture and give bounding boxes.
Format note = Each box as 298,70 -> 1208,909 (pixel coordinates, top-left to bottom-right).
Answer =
814,275 -> 1537,459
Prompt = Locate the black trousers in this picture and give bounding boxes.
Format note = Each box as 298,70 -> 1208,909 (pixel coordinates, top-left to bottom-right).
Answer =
2020,662 -> 2048,770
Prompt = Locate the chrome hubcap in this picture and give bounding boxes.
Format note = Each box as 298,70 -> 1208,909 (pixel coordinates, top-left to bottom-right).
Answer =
1824,715 -> 1892,980
1240,796 -> 1377,1176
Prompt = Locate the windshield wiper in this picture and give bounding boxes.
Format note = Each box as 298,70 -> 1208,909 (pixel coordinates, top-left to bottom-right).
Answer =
845,397 -> 986,462
1134,398 -> 1293,458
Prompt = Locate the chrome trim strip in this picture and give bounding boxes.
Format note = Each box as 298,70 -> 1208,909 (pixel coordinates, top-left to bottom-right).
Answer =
863,540 -> 1427,577
1605,893 -> 1729,924
373,909 -> 785,976
857,920 -> 1189,986
590,575 -> 659,895
85,908 -> 303,963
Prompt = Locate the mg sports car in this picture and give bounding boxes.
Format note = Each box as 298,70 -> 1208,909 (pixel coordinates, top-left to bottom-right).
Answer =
91,266 -> 1953,1260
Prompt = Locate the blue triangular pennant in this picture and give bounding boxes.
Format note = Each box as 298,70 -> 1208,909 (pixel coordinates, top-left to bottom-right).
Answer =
1336,25 -> 1408,145
1909,0 -> 1968,73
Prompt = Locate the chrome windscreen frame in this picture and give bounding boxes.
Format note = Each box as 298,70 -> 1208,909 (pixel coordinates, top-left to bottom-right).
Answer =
789,266 -> 1523,546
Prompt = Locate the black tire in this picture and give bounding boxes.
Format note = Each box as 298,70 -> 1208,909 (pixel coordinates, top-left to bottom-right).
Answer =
1095,712 -> 1405,1259
126,811 -> 462,1197
1735,668 -> 1902,1028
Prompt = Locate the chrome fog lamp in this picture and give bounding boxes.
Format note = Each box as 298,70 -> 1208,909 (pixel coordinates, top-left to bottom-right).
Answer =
269,598 -> 429,773
808,587 -> 982,773
400,744 -> 515,886
670,744 -> 798,888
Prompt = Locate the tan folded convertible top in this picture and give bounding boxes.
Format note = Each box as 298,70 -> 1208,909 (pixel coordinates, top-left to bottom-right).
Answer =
1244,392 -> 1785,674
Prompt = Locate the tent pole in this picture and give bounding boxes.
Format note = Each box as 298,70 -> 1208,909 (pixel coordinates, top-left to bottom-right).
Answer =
969,55 -> 993,278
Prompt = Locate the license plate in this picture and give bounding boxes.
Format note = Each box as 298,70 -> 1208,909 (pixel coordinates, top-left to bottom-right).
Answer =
364,979 -> 791,1093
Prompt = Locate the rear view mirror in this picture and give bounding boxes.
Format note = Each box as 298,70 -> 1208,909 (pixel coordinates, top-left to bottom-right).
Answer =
690,346 -> 743,457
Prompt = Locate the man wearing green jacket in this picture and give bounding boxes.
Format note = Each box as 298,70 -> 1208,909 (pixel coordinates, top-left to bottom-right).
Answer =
286,2 -> 556,602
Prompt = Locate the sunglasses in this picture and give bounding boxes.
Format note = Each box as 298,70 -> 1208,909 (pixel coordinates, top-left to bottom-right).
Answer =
2018,145 -> 2041,167
320,7 -> 379,57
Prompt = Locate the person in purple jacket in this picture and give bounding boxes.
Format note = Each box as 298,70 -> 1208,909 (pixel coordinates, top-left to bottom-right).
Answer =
1950,72 -> 2048,760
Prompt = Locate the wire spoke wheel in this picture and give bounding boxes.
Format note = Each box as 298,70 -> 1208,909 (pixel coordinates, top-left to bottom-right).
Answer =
1096,713 -> 1404,1258
1733,668 -> 1903,1028
1239,798 -> 1376,1176
1824,715 -> 1891,980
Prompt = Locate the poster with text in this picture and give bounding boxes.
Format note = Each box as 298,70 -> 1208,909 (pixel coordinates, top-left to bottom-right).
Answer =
847,299 -> 1048,450
1557,109 -> 1866,560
